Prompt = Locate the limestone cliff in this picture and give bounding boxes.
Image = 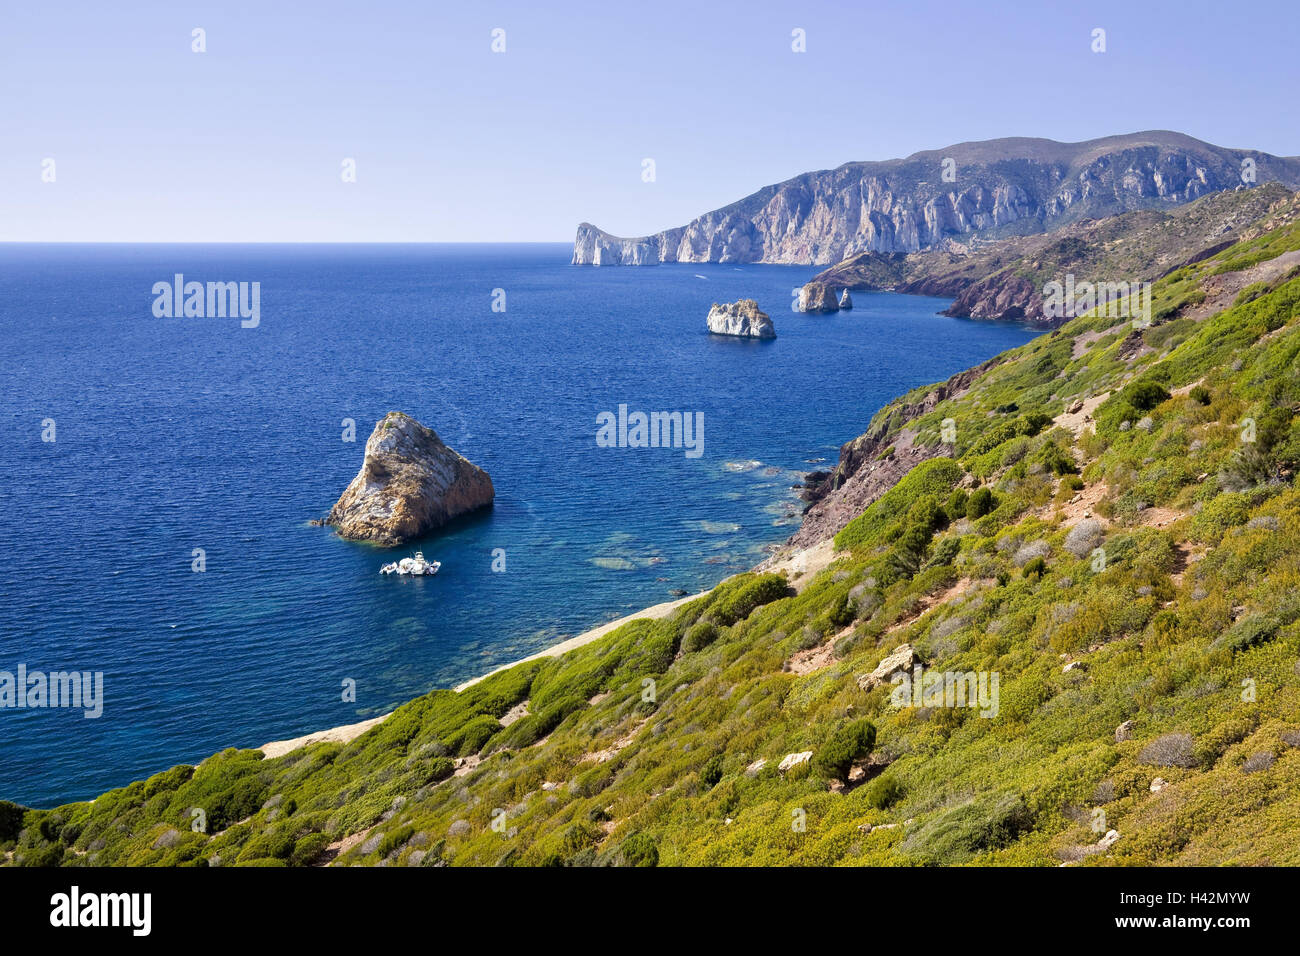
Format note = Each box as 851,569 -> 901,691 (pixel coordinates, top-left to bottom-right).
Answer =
574,131 -> 1300,266
325,412 -> 494,546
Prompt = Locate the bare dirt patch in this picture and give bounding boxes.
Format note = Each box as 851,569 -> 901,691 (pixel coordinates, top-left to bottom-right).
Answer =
1184,249 -> 1300,322
1071,327 -> 1121,359
323,827 -> 374,866
759,537 -> 843,591
499,701 -> 529,727
453,755 -> 481,778
787,624 -> 853,675
582,719 -> 647,764
1049,481 -> 1111,527
886,578 -> 976,635
1053,392 -> 1110,439
1169,543 -> 1206,588
1138,506 -> 1185,529
1171,377 -> 1205,398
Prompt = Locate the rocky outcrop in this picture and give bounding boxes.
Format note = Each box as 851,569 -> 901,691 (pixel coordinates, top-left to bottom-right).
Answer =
839,289 -> 853,309
574,132 -> 1300,266
777,752 -> 813,773
706,299 -> 775,338
325,412 -> 494,545
857,643 -> 919,691
798,282 -> 840,313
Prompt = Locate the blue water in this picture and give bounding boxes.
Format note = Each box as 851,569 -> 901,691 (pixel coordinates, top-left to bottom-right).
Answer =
0,244 -> 1036,806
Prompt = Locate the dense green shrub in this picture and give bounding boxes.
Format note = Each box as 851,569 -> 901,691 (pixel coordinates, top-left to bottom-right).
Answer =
289,832 -> 331,866
836,458 -> 964,551
945,488 -> 969,518
444,715 -> 501,757
826,594 -> 855,629
699,754 -> 724,789
682,620 -> 719,653
0,802 -> 25,843
619,833 -> 659,867
1213,598 -> 1300,653
813,719 -> 877,782
967,487 -> 996,519
861,775 -> 904,810
376,825 -> 415,858
1189,493 -> 1252,543
923,536 -> 962,570
708,574 -> 791,627
901,793 -> 1033,864
487,695 -> 585,752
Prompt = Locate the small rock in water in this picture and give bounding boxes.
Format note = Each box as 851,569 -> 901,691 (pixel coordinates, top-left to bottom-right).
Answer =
706,299 -> 775,339
324,412 -> 494,545
797,281 -> 840,313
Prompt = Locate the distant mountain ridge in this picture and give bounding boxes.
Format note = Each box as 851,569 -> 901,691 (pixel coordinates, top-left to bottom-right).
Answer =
573,131 -> 1300,265
799,182 -> 1300,324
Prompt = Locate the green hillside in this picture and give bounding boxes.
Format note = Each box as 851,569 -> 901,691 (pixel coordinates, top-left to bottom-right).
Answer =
6,197 -> 1300,867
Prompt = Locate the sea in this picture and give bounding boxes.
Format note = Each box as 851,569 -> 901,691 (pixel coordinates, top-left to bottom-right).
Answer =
0,243 -> 1036,806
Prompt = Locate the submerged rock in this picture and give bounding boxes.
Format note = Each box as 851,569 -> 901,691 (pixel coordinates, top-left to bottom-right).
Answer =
798,281 -> 840,313
325,412 -> 494,545
706,298 -> 775,338
839,288 -> 853,309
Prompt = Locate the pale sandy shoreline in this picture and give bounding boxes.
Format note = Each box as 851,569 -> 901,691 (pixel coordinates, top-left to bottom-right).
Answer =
257,538 -> 838,759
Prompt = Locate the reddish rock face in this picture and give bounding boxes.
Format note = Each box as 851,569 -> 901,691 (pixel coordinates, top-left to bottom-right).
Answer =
326,412 -> 494,545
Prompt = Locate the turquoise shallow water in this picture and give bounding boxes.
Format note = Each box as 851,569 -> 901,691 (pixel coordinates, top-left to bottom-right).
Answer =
0,243 -> 1036,806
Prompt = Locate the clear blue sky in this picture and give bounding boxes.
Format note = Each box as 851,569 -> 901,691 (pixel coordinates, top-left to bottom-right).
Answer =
3,0 -> 1297,242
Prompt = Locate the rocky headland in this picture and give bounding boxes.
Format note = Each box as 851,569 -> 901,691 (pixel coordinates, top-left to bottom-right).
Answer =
573,131 -> 1300,267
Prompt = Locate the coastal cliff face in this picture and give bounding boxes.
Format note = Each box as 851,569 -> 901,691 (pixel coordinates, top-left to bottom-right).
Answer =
802,183 -> 1300,325
326,412 -> 494,545
788,355 -> 1001,549
706,299 -> 775,338
573,131 -> 1300,266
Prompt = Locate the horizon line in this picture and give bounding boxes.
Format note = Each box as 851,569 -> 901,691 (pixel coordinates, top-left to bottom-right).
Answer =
0,239 -> 578,246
